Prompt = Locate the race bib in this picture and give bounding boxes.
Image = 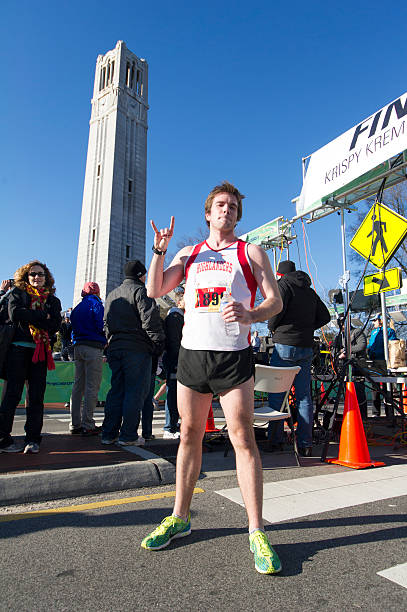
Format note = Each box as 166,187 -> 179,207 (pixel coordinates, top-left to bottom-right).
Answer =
195,287 -> 226,312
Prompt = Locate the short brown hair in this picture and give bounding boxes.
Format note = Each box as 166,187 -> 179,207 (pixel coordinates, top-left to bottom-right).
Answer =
14,260 -> 56,294
204,181 -> 245,228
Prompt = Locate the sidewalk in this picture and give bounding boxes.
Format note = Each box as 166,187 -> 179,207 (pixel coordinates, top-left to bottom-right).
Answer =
1,403 -> 405,506
0,433 -> 146,475
0,403 -> 181,506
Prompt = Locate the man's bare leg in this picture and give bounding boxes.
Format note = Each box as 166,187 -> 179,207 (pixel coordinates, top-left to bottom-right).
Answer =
172,382 -> 212,518
220,377 -> 263,532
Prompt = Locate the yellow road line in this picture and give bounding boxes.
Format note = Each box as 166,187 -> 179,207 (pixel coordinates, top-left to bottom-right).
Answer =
0,487 -> 205,523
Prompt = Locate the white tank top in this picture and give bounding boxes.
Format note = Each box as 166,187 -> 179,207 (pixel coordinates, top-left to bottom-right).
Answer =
181,239 -> 257,351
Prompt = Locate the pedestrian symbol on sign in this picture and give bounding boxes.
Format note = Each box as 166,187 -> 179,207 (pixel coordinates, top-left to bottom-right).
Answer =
350,202 -> 407,270
366,214 -> 387,258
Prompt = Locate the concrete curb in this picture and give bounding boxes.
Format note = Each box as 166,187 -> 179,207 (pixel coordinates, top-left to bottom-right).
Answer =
0,458 -> 176,506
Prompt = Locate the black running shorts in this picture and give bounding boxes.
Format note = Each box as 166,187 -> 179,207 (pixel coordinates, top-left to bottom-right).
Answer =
177,346 -> 254,395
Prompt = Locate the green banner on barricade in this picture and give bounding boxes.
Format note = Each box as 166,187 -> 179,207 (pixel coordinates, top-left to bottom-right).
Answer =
0,361 -> 166,403
0,363 -> 112,403
42,362 -> 115,402
39,362 -> 78,402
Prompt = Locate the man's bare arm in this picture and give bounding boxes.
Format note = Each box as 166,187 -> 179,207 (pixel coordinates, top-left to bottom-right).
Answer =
248,243 -> 282,322
147,246 -> 192,298
221,243 -> 282,325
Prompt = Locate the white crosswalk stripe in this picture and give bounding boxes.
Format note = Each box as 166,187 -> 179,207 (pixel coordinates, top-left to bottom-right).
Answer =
216,465 -> 407,524
377,562 -> 407,589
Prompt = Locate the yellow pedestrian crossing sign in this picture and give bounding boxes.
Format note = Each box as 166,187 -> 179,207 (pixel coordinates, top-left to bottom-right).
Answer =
350,202 -> 407,269
363,267 -> 402,296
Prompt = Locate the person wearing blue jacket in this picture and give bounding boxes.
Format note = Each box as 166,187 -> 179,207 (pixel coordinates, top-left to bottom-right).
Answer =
69,282 -> 106,435
368,313 -> 397,359
368,313 -> 397,417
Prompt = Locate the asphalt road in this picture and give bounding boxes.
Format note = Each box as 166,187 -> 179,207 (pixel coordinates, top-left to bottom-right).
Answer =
1,462 -> 406,612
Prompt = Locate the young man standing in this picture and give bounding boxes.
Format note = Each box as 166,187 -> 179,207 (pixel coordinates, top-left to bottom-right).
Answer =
69,282 -> 105,435
267,260 -> 330,456
102,261 -> 165,446
141,181 -> 283,574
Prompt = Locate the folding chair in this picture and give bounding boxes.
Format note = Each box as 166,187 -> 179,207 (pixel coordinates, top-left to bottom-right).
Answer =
252,364 -> 301,466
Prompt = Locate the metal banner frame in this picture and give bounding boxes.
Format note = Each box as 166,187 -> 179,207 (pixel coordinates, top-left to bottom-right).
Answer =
244,91 -> 407,370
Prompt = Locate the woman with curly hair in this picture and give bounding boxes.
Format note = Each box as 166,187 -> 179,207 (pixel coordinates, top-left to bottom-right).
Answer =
0,260 -> 61,453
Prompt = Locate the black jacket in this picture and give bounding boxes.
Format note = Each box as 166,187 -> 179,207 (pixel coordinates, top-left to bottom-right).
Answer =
8,287 -> 62,343
60,321 -> 73,344
104,278 -> 165,354
163,307 -> 184,374
268,271 -> 330,347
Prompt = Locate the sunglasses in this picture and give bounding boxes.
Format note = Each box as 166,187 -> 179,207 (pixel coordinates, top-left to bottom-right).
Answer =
29,272 -> 45,277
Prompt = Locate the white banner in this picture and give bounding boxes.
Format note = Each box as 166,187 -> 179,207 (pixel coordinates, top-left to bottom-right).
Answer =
297,92 -> 407,216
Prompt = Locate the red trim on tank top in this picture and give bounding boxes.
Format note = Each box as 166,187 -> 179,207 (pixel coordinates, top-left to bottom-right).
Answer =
204,240 -> 238,252
185,242 -> 204,281
237,240 -> 257,344
237,240 -> 257,306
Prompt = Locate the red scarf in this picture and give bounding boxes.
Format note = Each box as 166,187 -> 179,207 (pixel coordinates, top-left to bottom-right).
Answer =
25,284 -> 55,370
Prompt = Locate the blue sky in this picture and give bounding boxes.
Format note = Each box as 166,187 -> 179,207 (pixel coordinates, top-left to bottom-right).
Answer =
2,0 -> 407,310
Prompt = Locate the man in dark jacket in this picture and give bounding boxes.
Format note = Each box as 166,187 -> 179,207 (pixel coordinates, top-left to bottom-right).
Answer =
267,260 -> 330,455
69,282 -> 105,435
162,292 -> 185,438
102,261 -> 165,447
60,315 -> 74,361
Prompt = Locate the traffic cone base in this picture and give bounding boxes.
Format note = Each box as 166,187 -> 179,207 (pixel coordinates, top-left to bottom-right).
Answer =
326,382 -> 385,470
205,404 -> 220,433
326,457 -> 385,469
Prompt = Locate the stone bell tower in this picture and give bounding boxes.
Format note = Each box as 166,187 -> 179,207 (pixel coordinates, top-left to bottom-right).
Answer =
73,41 -> 148,304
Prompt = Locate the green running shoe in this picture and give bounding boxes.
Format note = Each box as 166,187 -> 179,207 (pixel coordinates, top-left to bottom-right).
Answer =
249,529 -> 282,574
141,514 -> 191,550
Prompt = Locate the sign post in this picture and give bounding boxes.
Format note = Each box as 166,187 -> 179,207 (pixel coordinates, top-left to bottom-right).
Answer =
340,209 -> 352,372
350,202 -> 407,369
380,288 -> 390,365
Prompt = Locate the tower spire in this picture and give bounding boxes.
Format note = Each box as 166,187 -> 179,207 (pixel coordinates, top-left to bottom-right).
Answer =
73,41 -> 149,304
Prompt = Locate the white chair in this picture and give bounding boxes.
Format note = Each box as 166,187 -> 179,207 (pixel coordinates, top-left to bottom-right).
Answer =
253,364 -> 301,466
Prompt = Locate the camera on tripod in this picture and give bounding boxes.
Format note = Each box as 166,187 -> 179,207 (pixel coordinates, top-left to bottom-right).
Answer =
328,288 -> 343,305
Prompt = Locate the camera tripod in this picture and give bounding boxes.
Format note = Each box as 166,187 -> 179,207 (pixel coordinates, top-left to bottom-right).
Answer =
313,356 -> 405,462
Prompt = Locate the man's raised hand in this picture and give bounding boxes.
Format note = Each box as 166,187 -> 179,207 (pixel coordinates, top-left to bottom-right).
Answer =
150,216 -> 175,253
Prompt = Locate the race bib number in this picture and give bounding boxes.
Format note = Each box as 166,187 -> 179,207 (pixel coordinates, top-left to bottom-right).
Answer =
195,287 -> 226,312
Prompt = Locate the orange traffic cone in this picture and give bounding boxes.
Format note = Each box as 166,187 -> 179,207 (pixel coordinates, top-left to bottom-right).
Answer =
326,382 -> 385,469
205,404 -> 220,433
402,384 -> 407,415
320,382 -> 326,403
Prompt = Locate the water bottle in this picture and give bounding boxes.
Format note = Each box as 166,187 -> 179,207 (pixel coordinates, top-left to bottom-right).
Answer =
220,290 -> 239,336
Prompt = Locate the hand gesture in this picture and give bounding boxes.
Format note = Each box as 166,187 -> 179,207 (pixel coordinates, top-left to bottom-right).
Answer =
0,279 -> 12,292
150,216 -> 174,253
